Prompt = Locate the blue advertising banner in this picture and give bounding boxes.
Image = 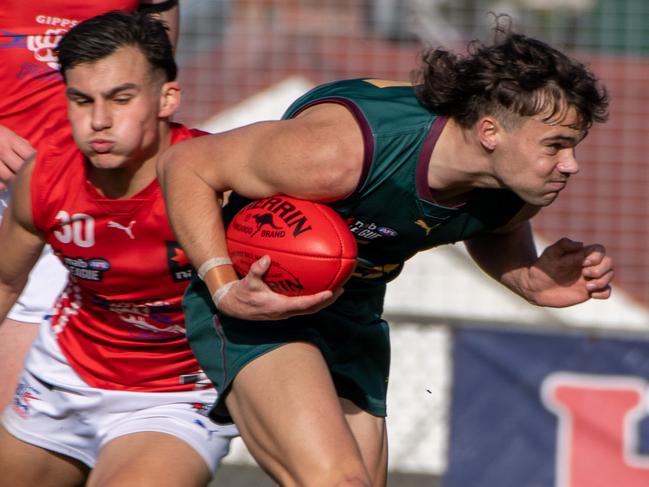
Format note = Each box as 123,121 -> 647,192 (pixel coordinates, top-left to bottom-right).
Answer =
444,326 -> 649,487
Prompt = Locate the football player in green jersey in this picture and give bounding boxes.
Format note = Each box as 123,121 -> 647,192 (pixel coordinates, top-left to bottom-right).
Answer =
159,17 -> 612,487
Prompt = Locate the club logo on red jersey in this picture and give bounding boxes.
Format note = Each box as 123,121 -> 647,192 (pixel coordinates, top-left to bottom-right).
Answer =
166,241 -> 193,282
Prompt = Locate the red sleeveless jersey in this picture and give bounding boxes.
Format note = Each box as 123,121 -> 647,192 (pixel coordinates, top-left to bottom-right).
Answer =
0,1 -> 138,143
31,123 -> 211,392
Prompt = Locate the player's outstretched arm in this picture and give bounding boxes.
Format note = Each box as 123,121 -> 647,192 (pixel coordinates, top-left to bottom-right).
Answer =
0,156 -> 46,322
0,125 -> 35,191
465,209 -> 613,308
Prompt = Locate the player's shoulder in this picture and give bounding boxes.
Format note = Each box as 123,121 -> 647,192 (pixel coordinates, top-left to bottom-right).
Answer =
32,124 -> 76,170
34,123 -> 77,156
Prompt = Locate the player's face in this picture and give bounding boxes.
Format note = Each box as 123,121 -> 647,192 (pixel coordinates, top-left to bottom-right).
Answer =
65,46 -> 177,170
492,107 -> 586,206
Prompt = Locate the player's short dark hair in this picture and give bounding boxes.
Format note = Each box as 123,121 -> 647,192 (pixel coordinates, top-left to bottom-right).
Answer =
414,15 -> 608,131
57,10 -> 177,82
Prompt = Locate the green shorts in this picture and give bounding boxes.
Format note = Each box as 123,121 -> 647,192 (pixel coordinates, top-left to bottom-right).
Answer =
183,278 -> 390,424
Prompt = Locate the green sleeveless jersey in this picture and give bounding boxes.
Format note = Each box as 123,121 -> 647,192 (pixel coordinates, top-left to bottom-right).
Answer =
225,78 -> 525,285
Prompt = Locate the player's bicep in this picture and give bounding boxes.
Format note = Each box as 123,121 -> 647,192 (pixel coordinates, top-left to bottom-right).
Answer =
235,105 -> 365,201
158,123 -> 279,196
161,104 -> 363,200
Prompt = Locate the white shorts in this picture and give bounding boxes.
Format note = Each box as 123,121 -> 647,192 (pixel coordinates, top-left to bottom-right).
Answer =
2,190 -> 68,324
1,320 -> 238,472
6,245 -> 68,323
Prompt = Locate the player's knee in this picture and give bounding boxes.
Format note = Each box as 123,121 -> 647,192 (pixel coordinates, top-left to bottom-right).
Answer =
280,473 -> 370,487
281,460 -> 371,487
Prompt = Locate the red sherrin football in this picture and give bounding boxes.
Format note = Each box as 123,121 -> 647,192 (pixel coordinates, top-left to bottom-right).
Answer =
226,195 -> 357,296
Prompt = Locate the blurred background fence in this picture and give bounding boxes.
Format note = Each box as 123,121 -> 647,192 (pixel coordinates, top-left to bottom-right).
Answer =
172,1 -> 649,485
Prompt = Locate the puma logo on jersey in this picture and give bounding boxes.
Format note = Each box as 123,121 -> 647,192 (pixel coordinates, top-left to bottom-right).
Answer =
415,219 -> 441,236
108,220 -> 136,239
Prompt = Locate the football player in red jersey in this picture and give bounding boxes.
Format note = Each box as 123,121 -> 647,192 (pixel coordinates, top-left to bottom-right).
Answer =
0,0 -> 179,410
0,11 -> 235,486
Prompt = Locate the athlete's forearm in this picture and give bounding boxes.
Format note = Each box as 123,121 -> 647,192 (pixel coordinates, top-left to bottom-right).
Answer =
0,226 -> 41,325
464,221 -> 538,300
0,159 -> 48,323
0,282 -> 25,325
0,228 -> 44,323
158,145 -> 238,293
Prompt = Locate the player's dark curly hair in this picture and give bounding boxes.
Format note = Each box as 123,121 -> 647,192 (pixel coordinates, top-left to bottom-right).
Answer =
57,10 -> 176,82
414,15 -> 608,131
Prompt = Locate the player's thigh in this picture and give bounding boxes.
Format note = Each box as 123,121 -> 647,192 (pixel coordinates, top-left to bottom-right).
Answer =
88,432 -> 211,487
0,320 -> 39,408
226,341 -> 371,486
0,424 -> 88,487
342,399 -> 388,487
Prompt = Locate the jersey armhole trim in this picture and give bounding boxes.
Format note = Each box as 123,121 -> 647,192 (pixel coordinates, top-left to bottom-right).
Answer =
287,96 -> 374,202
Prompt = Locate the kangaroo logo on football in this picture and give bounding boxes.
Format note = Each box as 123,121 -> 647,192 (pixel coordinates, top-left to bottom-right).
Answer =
247,196 -> 313,237
249,212 -> 284,238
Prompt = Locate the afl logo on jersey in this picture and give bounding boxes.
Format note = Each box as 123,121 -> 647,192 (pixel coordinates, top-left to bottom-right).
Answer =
377,226 -> 398,237
88,258 -> 111,271
349,218 -> 399,241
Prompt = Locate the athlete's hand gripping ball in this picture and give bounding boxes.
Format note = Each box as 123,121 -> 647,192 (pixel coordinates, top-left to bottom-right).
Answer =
213,195 -> 357,320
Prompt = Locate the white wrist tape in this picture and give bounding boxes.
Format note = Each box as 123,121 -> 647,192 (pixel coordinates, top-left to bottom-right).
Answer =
197,257 -> 232,280
211,281 -> 236,309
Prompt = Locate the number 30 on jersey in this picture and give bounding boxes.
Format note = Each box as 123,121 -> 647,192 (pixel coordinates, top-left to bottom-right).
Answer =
54,210 -> 95,248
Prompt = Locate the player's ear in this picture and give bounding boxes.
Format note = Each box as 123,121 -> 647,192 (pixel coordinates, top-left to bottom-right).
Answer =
477,116 -> 499,152
158,81 -> 181,118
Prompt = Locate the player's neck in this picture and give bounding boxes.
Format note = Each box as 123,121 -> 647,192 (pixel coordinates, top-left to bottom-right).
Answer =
426,117 -> 498,203
88,159 -> 154,199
